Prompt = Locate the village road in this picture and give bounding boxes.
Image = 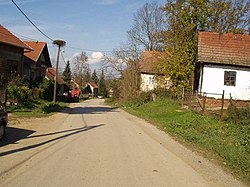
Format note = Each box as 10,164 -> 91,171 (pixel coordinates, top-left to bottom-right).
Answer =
0,99 -> 245,187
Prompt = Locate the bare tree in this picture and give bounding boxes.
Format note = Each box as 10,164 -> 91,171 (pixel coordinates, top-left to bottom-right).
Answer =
103,44 -> 141,75
127,1 -> 166,51
72,52 -> 89,88
103,44 -> 141,100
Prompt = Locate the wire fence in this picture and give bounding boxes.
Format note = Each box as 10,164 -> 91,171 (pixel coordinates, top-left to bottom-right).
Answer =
182,89 -> 226,116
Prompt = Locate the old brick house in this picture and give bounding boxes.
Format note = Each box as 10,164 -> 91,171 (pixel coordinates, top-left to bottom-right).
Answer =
0,25 -> 32,102
0,24 -> 32,82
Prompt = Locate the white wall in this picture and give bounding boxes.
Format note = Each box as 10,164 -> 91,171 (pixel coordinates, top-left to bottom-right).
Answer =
141,74 -> 156,92
199,65 -> 250,100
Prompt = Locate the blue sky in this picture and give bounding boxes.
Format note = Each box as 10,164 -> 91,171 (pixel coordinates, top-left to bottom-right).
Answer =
0,0 -> 166,72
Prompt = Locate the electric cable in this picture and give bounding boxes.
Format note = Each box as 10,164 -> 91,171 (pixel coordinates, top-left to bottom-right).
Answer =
11,0 -> 54,42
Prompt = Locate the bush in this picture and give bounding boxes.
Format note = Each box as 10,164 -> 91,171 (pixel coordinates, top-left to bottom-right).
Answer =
39,78 -> 54,101
227,105 -> 250,126
7,75 -> 33,105
123,92 -> 151,107
41,102 -> 63,113
120,88 -> 174,108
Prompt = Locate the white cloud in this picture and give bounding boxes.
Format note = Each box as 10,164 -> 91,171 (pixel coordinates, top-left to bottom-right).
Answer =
91,52 -> 104,59
89,52 -> 104,66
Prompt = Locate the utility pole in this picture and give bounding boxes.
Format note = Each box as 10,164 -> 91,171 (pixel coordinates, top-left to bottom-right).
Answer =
53,40 -> 66,102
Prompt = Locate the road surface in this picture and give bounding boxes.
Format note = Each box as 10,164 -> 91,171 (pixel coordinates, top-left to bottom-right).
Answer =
0,99 -> 245,187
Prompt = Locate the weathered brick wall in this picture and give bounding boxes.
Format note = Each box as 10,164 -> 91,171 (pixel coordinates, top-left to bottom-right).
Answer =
198,97 -> 249,108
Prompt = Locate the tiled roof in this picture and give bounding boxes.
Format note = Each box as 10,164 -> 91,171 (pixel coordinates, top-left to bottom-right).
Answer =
140,51 -> 166,74
24,41 -> 46,62
198,32 -> 250,67
46,68 -> 65,85
0,24 -> 32,50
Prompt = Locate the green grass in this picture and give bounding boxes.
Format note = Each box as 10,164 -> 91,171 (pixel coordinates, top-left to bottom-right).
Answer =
121,98 -> 250,184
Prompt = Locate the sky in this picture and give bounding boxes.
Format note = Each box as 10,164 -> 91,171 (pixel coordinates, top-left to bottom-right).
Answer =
0,0 -> 166,73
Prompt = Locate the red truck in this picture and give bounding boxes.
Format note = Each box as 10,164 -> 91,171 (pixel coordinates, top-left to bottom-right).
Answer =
64,88 -> 81,102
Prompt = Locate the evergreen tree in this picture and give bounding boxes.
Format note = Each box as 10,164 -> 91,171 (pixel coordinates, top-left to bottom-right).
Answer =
62,60 -> 72,86
86,69 -> 91,82
98,69 -> 107,97
91,69 -> 99,83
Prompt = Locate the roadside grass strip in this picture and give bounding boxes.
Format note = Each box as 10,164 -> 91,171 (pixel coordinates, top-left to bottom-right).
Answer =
122,98 -> 250,184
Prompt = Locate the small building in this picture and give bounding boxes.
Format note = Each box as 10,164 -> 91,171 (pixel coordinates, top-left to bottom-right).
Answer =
140,51 -> 170,92
195,32 -> 250,100
0,24 -> 32,81
83,82 -> 99,97
23,41 -> 52,81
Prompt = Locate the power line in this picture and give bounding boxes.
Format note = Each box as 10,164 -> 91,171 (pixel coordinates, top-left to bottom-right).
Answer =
60,51 -> 67,65
11,0 -> 54,42
66,45 -> 112,53
11,30 -> 38,41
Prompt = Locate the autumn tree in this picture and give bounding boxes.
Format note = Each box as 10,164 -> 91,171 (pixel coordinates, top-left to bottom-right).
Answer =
72,52 -> 90,88
127,1 -> 166,51
62,60 -> 72,86
160,0 -> 250,96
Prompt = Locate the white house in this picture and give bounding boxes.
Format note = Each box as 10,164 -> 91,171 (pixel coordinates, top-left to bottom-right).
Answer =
195,32 -> 250,100
140,51 -> 170,92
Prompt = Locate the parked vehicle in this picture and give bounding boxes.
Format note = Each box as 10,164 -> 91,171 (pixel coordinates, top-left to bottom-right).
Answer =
0,102 -> 8,140
63,89 -> 81,102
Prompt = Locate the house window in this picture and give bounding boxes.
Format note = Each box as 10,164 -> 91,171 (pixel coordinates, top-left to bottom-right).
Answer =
9,65 -> 17,74
149,77 -> 155,85
224,71 -> 236,86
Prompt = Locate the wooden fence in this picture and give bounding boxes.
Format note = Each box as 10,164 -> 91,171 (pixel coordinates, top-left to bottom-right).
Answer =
182,89 -> 226,116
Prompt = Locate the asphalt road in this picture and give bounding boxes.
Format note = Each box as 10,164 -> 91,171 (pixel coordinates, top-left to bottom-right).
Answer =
0,99 -> 245,187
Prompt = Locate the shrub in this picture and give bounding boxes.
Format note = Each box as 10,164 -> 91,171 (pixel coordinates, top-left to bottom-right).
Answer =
227,105 -> 250,126
41,102 -> 63,113
7,75 -> 33,105
39,78 -> 54,101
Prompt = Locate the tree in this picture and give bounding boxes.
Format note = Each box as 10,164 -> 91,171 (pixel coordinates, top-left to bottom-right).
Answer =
62,60 -> 72,86
127,1 -> 166,51
103,44 -> 141,100
159,0 -> 250,96
91,69 -> 99,84
98,69 -> 107,97
72,52 -> 89,88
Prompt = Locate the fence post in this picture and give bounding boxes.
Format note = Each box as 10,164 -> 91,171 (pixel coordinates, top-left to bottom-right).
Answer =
202,92 -> 206,114
181,87 -> 184,108
221,90 -> 225,116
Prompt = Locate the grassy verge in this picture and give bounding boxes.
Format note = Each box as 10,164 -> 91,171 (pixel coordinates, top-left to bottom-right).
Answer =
8,100 -> 69,118
118,98 -> 249,184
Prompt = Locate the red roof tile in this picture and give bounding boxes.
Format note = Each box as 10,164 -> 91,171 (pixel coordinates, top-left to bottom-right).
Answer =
0,24 -> 32,50
198,32 -> 250,67
46,68 -> 65,85
140,51 -> 167,74
24,41 -> 46,62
